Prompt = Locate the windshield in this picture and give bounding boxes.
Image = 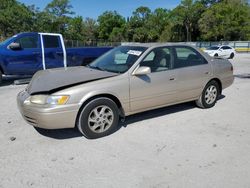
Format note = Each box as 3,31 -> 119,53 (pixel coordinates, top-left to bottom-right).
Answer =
88,46 -> 147,73
207,46 -> 219,50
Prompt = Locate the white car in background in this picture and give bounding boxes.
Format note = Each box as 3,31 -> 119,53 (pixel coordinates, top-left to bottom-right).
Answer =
204,45 -> 236,59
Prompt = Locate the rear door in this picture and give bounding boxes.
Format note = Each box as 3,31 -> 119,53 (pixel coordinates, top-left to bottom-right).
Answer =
4,34 -> 42,75
42,35 -> 64,69
172,46 -> 211,101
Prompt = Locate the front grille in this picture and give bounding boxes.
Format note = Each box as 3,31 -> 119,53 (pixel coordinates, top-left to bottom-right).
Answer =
23,115 -> 38,126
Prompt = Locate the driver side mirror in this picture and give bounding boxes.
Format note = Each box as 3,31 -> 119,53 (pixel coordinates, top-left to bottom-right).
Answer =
9,42 -> 21,50
133,66 -> 151,76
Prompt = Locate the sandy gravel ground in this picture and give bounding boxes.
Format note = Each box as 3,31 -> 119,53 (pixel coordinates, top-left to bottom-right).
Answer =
0,54 -> 250,188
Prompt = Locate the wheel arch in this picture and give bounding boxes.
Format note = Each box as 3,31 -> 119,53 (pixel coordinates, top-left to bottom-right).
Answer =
75,93 -> 124,127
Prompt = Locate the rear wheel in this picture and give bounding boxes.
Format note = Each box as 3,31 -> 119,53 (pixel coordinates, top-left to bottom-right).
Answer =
77,97 -> 119,139
196,80 -> 219,109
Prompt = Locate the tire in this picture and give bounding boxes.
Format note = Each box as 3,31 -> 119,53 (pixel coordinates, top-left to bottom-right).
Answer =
77,97 -> 119,139
0,70 -> 2,84
195,80 -> 219,109
229,53 -> 234,59
214,53 -> 218,57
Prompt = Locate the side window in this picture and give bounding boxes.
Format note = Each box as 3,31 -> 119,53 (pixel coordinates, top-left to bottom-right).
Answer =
140,47 -> 172,72
143,51 -> 155,62
15,35 -> 38,49
43,35 -> 60,48
174,47 -> 206,68
222,46 -> 231,50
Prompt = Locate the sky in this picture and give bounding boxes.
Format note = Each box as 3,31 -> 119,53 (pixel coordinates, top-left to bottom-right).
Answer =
18,0 -> 180,19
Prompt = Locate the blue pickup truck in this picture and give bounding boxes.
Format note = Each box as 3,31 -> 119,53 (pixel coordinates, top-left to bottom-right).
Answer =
0,32 -> 112,83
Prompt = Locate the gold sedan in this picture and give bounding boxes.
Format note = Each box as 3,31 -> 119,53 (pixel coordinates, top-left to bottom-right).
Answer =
17,44 -> 234,139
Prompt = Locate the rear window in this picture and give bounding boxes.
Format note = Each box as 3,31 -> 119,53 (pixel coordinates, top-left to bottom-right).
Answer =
43,35 -> 60,48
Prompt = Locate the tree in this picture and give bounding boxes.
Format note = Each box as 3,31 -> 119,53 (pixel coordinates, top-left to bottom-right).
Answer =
97,11 -> 125,40
65,16 -> 85,40
199,0 -> 250,41
126,6 -> 152,42
132,6 -> 151,23
171,0 -> 206,42
147,8 -> 170,41
0,0 -> 34,38
45,0 -> 74,34
109,27 -> 125,42
83,18 -> 98,41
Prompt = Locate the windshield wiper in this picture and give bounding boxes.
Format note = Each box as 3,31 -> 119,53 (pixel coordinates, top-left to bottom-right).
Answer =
87,65 -> 106,72
87,65 -> 122,74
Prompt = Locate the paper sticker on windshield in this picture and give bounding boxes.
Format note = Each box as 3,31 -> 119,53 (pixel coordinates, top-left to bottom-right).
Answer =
127,50 -> 142,56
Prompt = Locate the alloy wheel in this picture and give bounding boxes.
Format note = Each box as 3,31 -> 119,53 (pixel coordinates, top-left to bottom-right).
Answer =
88,105 -> 114,133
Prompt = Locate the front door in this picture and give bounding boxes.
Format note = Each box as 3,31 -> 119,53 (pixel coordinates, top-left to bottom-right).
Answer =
129,47 -> 179,112
5,34 -> 42,75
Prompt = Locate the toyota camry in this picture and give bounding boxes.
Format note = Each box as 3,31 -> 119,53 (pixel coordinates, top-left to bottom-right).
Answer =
17,43 -> 234,139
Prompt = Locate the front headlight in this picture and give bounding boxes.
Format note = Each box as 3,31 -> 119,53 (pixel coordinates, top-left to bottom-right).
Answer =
46,95 -> 69,105
30,95 -> 47,105
30,95 -> 69,105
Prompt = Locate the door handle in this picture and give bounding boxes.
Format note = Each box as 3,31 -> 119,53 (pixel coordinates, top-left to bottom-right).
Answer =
169,77 -> 175,81
56,52 -> 63,55
205,72 -> 210,75
32,52 -> 40,55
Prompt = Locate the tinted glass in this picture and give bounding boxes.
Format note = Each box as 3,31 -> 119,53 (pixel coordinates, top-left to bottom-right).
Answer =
174,47 -> 206,68
43,35 -> 60,48
207,46 -> 219,50
222,46 -> 232,50
141,47 -> 172,72
15,35 -> 38,49
89,46 -> 147,73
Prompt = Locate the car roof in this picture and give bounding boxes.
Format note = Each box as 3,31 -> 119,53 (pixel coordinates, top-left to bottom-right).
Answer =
121,42 -> 196,48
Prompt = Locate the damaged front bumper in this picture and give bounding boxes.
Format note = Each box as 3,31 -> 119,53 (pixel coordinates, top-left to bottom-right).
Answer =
17,90 -> 80,129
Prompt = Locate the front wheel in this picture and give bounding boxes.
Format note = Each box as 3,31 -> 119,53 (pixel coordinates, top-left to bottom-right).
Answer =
229,53 -> 234,59
196,80 -> 219,109
0,70 -> 2,84
77,98 -> 119,139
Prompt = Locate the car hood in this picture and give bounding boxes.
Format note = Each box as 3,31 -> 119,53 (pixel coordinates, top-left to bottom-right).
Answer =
27,66 -> 118,95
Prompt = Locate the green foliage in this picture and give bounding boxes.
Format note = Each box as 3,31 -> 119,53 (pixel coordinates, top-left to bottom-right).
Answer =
65,16 -> 85,40
45,0 -> 74,34
0,0 -> 34,38
0,0 -> 249,42
199,0 -> 250,41
97,11 -> 125,40
83,18 -> 98,41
